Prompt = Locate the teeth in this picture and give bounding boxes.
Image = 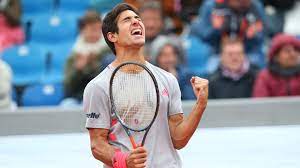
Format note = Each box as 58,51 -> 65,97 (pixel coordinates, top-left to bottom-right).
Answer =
132,29 -> 142,35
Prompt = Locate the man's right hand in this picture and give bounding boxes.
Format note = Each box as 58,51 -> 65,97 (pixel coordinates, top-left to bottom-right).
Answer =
126,146 -> 147,168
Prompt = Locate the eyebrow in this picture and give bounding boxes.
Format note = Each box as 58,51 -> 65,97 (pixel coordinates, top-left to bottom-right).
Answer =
121,15 -> 140,21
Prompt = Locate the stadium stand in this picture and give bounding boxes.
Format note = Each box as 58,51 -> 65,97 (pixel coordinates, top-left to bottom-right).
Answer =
2,43 -> 46,86
36,41 -> 73,84
21,0 -> 53,15
59,0 -> 89,13
21,83 -> 64,106
30,13 -> 77,43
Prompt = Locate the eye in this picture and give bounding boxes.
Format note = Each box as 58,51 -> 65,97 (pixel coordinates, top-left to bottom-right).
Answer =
123,17 -> 131,22
135,16 -> 141,21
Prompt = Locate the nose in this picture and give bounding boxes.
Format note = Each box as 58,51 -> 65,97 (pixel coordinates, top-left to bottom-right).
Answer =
132,18 -> 139,26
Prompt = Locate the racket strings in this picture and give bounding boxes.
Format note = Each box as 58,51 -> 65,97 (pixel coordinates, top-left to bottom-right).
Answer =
112,65 -> 157,131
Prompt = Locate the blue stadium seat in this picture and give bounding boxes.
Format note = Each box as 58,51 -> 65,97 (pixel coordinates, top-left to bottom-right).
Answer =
183,36 -> 212,76
35,42 -> 73,83
22,83 -> 64,106
21,0 -> 54,15
2,44 -> 46,86
59,0 -> 89,13
31,13 -> 77,43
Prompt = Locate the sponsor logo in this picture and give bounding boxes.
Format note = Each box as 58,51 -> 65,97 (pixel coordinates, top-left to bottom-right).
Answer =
86,112 -> 100,119
162,88 -> 169,96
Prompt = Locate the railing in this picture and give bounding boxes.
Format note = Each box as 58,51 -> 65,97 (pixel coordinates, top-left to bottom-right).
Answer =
0,96 -> 299,136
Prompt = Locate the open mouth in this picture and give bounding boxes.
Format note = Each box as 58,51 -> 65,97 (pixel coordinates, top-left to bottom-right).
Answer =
131,29 -> 142,36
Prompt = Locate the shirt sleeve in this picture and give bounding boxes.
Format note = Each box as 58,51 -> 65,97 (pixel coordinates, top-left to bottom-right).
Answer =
83,82 -> 111,129
168,75 -> 184,116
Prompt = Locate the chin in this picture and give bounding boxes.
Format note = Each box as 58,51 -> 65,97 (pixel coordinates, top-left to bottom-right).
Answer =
133,40 -> 145,46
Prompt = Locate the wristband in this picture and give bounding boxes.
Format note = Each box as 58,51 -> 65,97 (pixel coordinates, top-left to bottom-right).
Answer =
112,149 -> 129,168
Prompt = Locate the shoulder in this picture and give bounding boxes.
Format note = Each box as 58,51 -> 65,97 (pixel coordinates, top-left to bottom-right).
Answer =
84,67 -> 112,93
209,69 -> 222,83
147,63 -> 178,84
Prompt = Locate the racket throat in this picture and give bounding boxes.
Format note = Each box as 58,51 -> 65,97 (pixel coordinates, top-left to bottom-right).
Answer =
129,134 -> 137,149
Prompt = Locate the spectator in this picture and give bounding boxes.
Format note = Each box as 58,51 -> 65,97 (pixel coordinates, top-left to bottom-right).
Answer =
190,0 -> 266,68
0,0 -> 24,52
253,34 -> 300,97
63,10 -> 110,105
139,1 -> 164,50
151,36 -> 194,100
127,0 -> 184,35
0,59 -> 15,111
139,1 -> 186,62
209,37 -> 259,99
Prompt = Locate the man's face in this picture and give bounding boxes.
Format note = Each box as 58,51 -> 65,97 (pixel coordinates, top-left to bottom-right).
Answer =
221,42 -> 245,72
140,9 -> 163,40
114,10 -> 145,48
227,0 -> 251,13
157,44 -> 178,71
276,45 -> 300,68
82,22 -> 102,43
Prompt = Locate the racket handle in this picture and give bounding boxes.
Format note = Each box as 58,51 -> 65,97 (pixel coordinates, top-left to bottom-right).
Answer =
129,136 -> 137,149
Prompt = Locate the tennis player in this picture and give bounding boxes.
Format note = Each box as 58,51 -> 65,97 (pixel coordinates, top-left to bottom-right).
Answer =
83,3 -> 208,168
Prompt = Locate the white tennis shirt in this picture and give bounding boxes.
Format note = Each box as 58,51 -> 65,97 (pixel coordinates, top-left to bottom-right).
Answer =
83,62 -> 183,168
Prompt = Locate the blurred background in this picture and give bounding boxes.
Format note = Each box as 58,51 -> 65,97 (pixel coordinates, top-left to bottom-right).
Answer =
0,0 -> 300,168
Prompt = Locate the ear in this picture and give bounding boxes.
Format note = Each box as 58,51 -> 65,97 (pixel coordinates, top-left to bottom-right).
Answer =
107,32 -> 117,43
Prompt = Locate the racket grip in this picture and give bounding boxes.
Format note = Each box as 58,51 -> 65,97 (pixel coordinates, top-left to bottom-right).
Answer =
129,136 -> 137,149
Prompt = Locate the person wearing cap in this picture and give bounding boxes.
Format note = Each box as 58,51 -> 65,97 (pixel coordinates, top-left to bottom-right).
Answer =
0,60 -> 14,111
253,34 -> 300,97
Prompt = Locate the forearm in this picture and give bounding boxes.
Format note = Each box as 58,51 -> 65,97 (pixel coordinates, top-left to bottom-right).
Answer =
89,129 -> 116,166
170,102 -> 206,149
91,138 -> 116,166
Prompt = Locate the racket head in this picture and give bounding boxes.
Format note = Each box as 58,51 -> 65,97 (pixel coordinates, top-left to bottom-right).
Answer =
109,62 -> 160,132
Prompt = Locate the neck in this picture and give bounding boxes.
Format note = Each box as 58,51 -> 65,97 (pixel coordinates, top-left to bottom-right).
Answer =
112,46 -> 145,67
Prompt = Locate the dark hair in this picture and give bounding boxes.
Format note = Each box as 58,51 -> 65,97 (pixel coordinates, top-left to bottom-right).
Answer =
78,10 -> 102,31
102,3 -> 139,55
220,36 -> 244,52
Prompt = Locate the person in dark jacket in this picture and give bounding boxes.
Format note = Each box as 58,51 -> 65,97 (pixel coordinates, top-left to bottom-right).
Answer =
209,37 -> 259,99
253,34 -> 300,97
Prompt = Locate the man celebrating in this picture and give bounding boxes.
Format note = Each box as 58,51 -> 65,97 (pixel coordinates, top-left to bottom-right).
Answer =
83,3 -> 208,168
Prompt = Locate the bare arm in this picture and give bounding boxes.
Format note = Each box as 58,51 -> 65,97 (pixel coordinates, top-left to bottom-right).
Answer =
88,128 -> 148,168
88,128 -> 116,166
169,76 -> 208,149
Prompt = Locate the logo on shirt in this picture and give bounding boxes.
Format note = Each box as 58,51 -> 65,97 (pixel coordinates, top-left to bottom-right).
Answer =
162,88 -> 169,97
86,112 -> 100,119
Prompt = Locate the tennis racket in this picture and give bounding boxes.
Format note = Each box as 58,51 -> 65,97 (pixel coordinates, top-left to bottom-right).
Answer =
109,61 -> 160,149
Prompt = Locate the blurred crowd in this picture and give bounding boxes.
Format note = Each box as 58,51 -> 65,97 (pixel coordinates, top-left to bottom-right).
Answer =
0,0 -> 300,110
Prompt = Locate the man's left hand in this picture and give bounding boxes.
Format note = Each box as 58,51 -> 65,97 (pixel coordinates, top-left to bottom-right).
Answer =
190,76 -> 209,108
